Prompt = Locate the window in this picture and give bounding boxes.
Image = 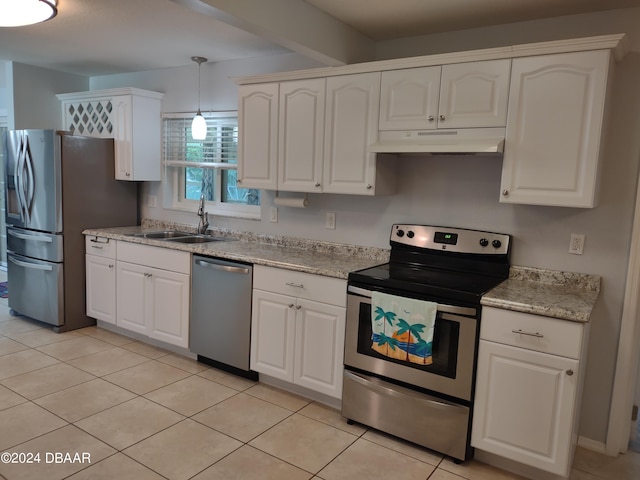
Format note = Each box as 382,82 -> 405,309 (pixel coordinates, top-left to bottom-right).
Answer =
163,112 -> 260,218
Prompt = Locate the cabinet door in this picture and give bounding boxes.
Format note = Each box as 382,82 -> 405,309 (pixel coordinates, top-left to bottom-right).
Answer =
85,254 -> 116,324
472,340 -> 579,477
148,267 -> 190,348
278,79 -> 325,192
294,299 -> 346,398
237,83 -> 279,190
250,290 -> 296,381
500,50 -> 610,207
323,73 -> 381,195
379,66 -> 441,130
113,95 -> 134,180
439,59 -> 510,128
116,261 -> 150,335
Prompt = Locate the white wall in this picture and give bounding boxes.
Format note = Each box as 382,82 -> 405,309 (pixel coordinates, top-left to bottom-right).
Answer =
9,62 -> 88,130
87,8 -> 640,446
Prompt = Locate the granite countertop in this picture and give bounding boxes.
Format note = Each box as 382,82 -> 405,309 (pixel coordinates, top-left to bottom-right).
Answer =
481,266 -> 601,323
83,222 -> 389,280
84,222 -> 600,322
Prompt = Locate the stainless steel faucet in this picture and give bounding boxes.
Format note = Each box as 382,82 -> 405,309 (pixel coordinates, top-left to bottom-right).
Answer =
197,193 -> 209,234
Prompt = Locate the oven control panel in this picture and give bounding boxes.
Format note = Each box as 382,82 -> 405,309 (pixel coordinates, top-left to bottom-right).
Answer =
391,224 -> 510,255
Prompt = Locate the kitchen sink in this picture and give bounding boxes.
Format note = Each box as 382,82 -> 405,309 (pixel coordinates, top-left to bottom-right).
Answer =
166,235 -> 229,244
130,230 -> 193,239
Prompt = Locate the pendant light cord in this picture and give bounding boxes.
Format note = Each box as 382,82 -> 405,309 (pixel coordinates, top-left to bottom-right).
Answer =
191,56 -> 208,115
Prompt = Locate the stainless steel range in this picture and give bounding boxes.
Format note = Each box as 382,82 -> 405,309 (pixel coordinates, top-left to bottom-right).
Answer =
342,224 -> 511,462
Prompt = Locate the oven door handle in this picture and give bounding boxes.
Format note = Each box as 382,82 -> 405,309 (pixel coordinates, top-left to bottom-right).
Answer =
347,285 -> 477,317
344,370 -> 466,410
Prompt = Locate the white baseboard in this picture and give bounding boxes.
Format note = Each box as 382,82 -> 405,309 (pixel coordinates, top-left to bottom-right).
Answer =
577,436 -> 607,454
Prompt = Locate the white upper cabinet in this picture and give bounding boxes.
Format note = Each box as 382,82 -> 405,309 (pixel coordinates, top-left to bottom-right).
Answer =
379,59 -> 511,130
237,83 -> 279,190
500,50 -> 612,207
278,79 -> 326,193
58,88 -> 164,181
324,72 -> 394,195
379,66 -> 441,130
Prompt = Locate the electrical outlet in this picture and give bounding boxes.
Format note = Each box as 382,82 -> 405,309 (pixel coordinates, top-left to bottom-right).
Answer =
326,212 -> 336,230
569,233 -> 585,255
270,207 -> 278,223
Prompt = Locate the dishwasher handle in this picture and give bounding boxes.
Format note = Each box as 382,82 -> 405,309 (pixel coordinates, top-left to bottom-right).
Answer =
195,258 -> 250,275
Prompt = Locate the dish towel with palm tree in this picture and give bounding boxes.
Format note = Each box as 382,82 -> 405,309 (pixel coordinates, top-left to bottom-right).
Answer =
371,291 -> 437,365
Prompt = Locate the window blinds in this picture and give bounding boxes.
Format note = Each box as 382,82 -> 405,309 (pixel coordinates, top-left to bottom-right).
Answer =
163,112 -> 238,169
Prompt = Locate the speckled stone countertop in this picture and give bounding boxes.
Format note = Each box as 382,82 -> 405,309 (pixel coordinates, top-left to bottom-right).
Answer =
83,221 -> 389,280
481,266 -> 601,323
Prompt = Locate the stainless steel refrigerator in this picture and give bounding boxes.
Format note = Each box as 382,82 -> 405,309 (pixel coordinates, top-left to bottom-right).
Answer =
3,129 -> 138,332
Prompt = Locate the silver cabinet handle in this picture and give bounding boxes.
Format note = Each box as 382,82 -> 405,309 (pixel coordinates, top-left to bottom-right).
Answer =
144,272 -> 152,278
512,329 -> 544,338
109,264 -> 114,269
285,282 -> 304,288
296,305 -> 302,310
566,370 -> 574,376
90,237 -> 110,244
7,229 -> 53,243
366,184 -> 372,189
439,114 -> 446,121
427,115 -> 435,122
91,245 -> 104,250
315,182 -> 321,187
502,189 -> 509,196
288,304 -> 295,308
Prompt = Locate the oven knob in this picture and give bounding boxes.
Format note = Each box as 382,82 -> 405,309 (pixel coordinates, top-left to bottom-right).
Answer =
479,238 -> 489,247
397,229 -> 405,237
492,239 -> 502,249
407,231 -> 415,239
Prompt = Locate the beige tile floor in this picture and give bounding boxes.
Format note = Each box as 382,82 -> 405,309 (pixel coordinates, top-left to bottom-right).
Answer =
0,292 -> 639,479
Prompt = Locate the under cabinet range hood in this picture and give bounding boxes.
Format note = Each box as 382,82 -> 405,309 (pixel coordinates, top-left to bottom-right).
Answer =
368,127 -> 505,155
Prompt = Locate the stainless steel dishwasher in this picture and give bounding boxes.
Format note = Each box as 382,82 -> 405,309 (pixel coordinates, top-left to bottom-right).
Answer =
190,255 -> 257,380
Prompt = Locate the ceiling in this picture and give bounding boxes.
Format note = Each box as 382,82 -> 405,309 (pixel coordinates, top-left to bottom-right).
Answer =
0,0 -> 639,77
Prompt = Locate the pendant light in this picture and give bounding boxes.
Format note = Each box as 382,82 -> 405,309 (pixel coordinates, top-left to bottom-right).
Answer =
191,56 -> 208,140
0,0 -> 57,27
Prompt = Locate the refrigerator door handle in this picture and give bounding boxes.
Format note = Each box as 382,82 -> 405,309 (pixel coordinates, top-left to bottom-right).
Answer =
24,137 -> 35,222
19,132 -> 35,225
14,135 -> 26,224
7,229 -> 53,243
8,254 -> 54,272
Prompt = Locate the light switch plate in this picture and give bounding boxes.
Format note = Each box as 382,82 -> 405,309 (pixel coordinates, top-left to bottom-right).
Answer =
326,212 -> 336,230
270,207 -> 278,223
569,233 -> 585,255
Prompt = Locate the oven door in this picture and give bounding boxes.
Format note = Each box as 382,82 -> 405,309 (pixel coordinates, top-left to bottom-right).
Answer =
345,285 -> 479,401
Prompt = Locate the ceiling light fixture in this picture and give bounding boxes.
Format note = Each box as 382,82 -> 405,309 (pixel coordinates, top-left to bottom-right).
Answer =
191,56 -> 208,141
0,0 -> 58,27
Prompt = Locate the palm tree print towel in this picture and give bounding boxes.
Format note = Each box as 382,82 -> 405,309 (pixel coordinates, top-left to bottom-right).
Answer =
371,291 -> 437,365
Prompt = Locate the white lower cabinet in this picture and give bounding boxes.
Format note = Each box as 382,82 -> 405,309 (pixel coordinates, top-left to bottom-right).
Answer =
85,237 -> 191,349
250,265 -> 346,399
472,307 -> 588,478
85,237 -> 117,325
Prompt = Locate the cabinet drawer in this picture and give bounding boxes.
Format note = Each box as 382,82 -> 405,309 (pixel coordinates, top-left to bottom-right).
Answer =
117,242 -> 190,274
254,265 -> 346,307
85,236 -> 116,259
481,306 -> 584,359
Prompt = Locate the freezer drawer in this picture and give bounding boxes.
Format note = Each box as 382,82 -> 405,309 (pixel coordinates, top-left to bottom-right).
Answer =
7,252 -> 64,326
7,227 -> 63,262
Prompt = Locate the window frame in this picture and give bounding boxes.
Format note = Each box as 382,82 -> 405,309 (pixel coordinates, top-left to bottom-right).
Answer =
162,111 -> 260,220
